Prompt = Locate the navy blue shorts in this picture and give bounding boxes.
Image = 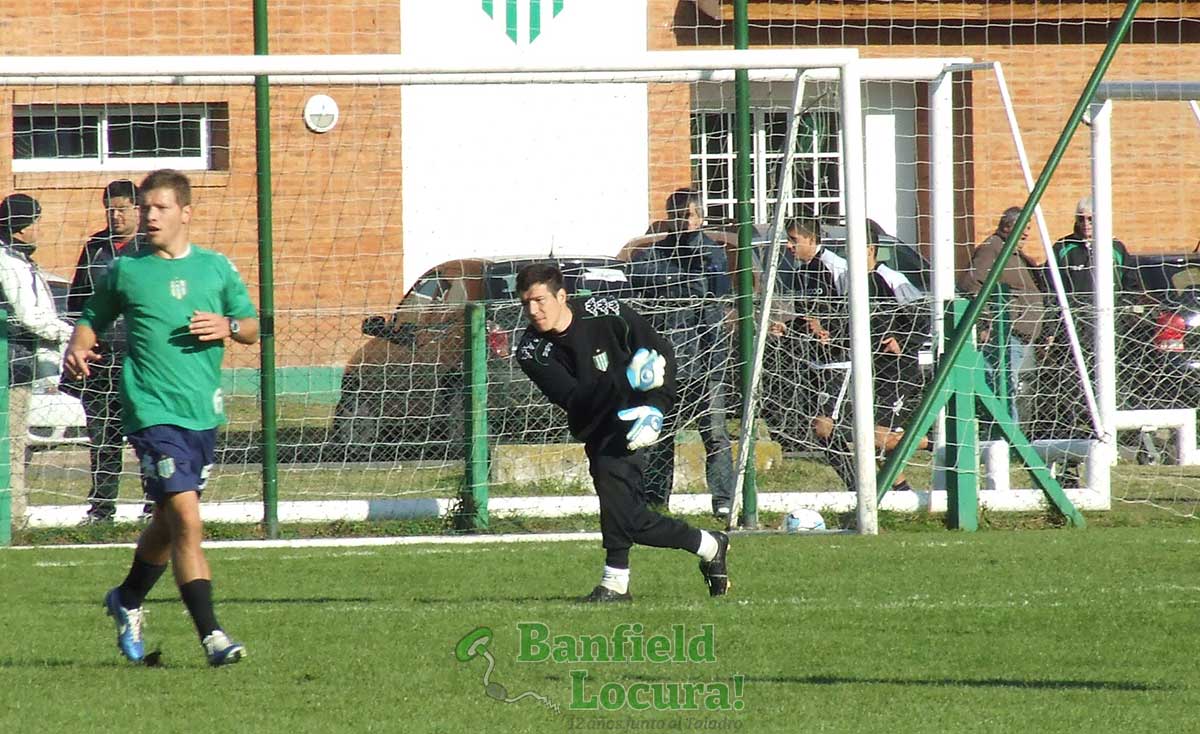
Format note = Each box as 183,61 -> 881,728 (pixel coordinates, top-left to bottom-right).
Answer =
127,425 -> 217,503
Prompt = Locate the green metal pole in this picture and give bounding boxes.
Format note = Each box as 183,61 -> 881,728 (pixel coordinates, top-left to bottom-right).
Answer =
733,0 -> 757,528
253,0 -> 280,538
461,303 -> 489,531
877,0 -> 1144,496
944,300 -> 978,530
991,285 -> 1012,419
982,284 -> 1011,441
0,313 -> 10,546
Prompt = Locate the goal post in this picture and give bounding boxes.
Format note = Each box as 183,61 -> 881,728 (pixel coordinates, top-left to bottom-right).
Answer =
11,16 -> 1197,539
4,48 -> 881,536
878,0 -> 1147,523
1087,80 -> 1200,517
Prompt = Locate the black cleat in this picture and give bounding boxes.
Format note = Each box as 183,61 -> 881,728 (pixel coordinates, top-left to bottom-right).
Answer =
579,585 -> 632,603
699,532 -> 730,597
80,511 -> 115,526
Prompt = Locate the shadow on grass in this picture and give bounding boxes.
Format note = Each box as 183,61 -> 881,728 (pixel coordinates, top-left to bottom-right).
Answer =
413,594 -> 583,604
189,596 -> 379,605
736,673 -> 1173,692
44,595 -> 380,608
0,657 -> 140,670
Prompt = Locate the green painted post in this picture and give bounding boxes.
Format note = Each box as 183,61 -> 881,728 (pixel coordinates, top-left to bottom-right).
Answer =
733,0 -> 757,528
877,0 -> 1144,495
944,300 -> 978,530
0,312 -> 10,547
990,285 -> 1012,412
253,0 -> 279,539
461,303 -> 489,531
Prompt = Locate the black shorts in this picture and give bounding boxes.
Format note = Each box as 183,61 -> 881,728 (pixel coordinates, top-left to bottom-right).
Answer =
127,425 -> 217,503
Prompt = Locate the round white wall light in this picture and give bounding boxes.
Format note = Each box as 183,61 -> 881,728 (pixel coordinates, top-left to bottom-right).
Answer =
303,94 -> 339,133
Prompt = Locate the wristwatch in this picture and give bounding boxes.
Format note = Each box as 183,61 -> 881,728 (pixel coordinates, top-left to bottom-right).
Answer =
228,318 -> 241,336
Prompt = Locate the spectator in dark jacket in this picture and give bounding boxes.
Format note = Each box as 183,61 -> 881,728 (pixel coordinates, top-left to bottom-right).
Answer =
817,223 -> 930,493
629,189 -> 735,517
1052,196 -> 1134,299
66,179 -> 143,524
1030,196 -> 1136,445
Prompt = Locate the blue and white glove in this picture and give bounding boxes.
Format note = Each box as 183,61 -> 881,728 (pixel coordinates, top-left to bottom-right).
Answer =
626,348 -> 666,392
617,405 -> 664,451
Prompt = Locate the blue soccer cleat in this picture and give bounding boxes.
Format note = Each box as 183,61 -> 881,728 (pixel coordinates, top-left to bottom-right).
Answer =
104,588 -> 145,663
202,630 -> 246,667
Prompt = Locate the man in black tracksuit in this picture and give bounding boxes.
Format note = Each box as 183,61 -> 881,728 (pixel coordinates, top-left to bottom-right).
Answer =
761,219 -> 850,454
515,263 -> 729,602
1032,195 -> 1136,442
65,179 -> 143,523
817,228 -> 930,493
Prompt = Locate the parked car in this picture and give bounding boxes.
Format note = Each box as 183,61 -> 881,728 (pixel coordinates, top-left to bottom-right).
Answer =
26,272 -> 89,453
329,256 -> 632,461
1115,252 -> 1200,412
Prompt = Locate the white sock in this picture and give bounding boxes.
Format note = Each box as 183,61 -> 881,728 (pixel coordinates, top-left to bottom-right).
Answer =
697,531 -> 719,562
600,566 -> 630,594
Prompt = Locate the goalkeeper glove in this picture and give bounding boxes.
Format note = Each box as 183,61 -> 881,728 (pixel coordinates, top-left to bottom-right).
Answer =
617,405 -> 664,451
626,348 -> 666,392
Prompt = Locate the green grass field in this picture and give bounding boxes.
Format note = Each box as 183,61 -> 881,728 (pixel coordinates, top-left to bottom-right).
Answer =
3,524 -> 1198,733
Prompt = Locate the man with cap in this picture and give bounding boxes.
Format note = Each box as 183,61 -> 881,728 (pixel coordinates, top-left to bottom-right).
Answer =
1033,196 -> 1136,451
67,180 -> 145,524
0,193 -> 74,528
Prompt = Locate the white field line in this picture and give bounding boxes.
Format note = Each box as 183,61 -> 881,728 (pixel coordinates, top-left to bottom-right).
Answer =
6,531 -> 604,552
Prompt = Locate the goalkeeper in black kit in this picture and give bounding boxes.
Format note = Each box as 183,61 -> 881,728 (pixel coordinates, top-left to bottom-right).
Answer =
515,263 -> 730,602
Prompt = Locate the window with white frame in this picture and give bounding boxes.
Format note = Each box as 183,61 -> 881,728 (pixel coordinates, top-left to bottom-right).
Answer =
12,103 -> 229,173
690,107 -> 842,225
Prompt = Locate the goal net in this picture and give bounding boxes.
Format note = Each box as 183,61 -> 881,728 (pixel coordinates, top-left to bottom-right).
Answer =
6,49 -> 887,533
8,1 -> 1200,536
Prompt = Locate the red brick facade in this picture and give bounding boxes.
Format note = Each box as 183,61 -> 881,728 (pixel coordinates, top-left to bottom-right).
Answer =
2,1 -> 1196,368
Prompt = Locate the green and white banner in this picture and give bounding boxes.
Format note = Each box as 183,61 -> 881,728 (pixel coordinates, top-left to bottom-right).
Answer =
400,0 -> 649,291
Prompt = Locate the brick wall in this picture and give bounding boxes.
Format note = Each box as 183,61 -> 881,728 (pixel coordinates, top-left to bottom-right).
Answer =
0,0 -> 402,368
2,1 -> 1196,369
647,1 -> 1200,260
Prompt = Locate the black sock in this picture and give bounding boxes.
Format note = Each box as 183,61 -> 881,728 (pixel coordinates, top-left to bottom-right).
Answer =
604,548 -> 630,570
179,579 -> 221,640
117,556 -> 167,609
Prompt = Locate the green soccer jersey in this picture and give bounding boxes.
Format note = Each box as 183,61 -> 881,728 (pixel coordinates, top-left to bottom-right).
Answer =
79,244 -> 257,433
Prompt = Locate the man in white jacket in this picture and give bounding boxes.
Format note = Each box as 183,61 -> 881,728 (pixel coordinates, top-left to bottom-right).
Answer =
0,193 -> 73,528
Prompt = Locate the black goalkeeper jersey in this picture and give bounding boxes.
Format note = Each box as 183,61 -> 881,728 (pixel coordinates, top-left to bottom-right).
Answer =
516,295 -> 676,449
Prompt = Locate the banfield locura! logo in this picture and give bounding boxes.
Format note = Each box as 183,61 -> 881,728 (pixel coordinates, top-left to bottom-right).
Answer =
169,278 -> 187,300
481,0 -> 565,45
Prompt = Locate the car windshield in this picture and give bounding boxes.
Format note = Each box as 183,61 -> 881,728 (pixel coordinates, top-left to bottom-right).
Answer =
408,273 -> 451,303
484,260 -> 630,300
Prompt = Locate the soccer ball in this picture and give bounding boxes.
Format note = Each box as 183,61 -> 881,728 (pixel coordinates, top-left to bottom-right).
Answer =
783,508 -> 826,533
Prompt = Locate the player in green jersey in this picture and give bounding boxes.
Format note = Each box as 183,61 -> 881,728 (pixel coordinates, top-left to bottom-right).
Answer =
65,169 -> 259,667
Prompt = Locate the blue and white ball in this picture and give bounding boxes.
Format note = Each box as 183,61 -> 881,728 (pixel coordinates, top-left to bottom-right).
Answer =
784,508 -> 826,533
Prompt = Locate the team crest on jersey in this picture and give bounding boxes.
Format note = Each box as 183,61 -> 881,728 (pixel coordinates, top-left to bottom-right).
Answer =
169,278 -> 187,299
592,349 -> 609,371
